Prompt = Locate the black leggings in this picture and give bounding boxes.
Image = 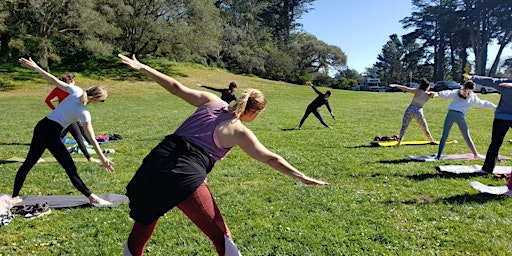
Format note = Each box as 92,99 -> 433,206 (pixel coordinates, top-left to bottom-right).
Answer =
62,122 -> 91,159
299,107 -> 329,128
482,118 -> 512,173
12,117 -> 92,197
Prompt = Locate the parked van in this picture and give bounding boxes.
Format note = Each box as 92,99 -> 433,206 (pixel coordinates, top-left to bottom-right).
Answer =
474,83 -> 499,94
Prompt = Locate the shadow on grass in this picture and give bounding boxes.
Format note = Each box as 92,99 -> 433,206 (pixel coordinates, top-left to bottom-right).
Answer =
442,193 -> 508,204
0,142 -> 31,146
406,172 -> 488,181
346,144 -> 380,148
280,128 -> 299,131
386,193 -> 506,205
0,159 -> 20,164
378,159 -> 416,164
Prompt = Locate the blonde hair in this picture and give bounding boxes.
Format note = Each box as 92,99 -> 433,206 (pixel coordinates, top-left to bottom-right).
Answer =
80,86 -> 108,105
229,89 -> 267,119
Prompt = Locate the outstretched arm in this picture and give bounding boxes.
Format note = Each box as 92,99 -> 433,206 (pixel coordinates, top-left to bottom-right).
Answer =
389,84 -> 415,93
200,85 -> 223,93
308,82 -> 323,96
325,102 -> 335,120
500,82 -> 512,88
118,54 -> 220,107
231,124 -> 328,185
82,121 -> 114,173
19,57 -> 70,92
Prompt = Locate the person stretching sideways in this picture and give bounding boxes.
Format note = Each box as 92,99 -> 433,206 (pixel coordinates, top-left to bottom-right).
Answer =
118,54 -> 328,256
434,80 -> 496,159
200,81 -> 238,104
12,57 -> 114,207
464,74 -> 512,176
45,72 -> 100,163
389,78 -> 437,146
298,82 -> 336,129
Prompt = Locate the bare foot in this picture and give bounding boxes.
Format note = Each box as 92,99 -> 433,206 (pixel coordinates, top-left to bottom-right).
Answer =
89,194 -> 112,207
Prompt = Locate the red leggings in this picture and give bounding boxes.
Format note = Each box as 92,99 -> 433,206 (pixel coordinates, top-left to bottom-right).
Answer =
127,182 -> 231,255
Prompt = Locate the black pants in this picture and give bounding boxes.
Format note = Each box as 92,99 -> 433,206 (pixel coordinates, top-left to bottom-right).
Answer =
482,118 -> 512,173
62,122 -> 91,159
12,117 -> 92,197
299,107 -> 329,128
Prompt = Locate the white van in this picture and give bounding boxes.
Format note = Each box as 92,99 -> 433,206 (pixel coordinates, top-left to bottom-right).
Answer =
474,83 -> 499,94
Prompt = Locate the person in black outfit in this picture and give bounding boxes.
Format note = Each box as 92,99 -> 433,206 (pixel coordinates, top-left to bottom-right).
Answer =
200,81 -> 238,103
298,82 -> 336,129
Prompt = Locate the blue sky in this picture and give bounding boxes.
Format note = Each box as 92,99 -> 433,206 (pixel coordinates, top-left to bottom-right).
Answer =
297,0 -> 512,74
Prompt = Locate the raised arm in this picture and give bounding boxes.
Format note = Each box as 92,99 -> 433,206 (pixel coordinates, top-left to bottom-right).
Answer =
200,85 -> 223,93
118,54 -> 220,107
389,84 -> 415,93
82,121 -> 114,173
231,124 -> 328,185
19,57 -> 70,92
309,83 -> 323,96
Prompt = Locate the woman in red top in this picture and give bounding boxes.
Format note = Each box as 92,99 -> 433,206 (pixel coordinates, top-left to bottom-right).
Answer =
45,72 -> 100,163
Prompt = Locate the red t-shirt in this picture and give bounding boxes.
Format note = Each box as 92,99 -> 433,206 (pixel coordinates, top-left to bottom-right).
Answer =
45,87 -> 69,110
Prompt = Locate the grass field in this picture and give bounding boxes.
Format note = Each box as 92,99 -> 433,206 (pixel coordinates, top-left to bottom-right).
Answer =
1,62 -> 512,255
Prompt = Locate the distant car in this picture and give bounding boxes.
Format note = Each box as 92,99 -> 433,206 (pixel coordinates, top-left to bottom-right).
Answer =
434,80 -> 461,91
474,83 -> 499,94
405,82 -> 420,89
385,86 -> 402,92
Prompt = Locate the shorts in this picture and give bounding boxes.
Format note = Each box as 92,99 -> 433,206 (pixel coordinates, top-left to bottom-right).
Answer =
126,134 -> 214,225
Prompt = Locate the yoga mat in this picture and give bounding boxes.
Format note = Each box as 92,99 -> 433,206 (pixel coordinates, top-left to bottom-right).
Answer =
437,165 -> 511,174
8,194 -> 128,208
371,140 -> 456,147
407,153 -> 511,162
469,181 -> 512,196
2,157 -> 109,164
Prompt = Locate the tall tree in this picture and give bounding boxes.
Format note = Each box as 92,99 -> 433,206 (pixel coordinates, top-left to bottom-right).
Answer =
374,34 -> 405,83
487,1 -> 512,76
0,0 -> 120,69
259,0 -> 314,47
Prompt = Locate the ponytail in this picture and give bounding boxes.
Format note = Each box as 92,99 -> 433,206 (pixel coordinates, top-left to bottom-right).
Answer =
229,89 -> 266,119
80,86 -> 108,105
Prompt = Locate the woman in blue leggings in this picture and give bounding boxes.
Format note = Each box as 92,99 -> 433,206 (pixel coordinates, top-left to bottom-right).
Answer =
435,81 -> 496,159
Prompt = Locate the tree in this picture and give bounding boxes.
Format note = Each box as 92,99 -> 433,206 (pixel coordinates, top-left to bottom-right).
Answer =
0,0 -> 120,69
258,0 -> 314,47
374,34 -> 405,84
487,1 -> 512,76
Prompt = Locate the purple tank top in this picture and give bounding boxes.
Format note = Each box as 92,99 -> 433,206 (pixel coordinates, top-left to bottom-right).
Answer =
174,102 -> 236,161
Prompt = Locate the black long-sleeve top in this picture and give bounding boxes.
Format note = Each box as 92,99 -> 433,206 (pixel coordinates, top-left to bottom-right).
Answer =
201,85 -> 237,103
308,86 -> 333,113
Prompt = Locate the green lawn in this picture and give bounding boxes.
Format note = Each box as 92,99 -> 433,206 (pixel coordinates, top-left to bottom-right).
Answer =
1,63 -> 511,255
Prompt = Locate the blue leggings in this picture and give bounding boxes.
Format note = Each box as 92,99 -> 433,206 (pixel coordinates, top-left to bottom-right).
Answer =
399,104 -> 434,141
437,110 -> 477,157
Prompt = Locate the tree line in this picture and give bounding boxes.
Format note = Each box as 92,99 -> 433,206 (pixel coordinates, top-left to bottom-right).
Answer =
0,0 -> 346,86
0,1 -> 510,89
373,0 -> 512,85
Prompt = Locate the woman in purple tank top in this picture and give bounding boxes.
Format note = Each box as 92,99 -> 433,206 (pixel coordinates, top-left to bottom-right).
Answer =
118,54 -> 328,256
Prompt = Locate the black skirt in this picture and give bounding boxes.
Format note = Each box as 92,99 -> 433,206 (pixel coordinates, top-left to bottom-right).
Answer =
126,134 -> 214,225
